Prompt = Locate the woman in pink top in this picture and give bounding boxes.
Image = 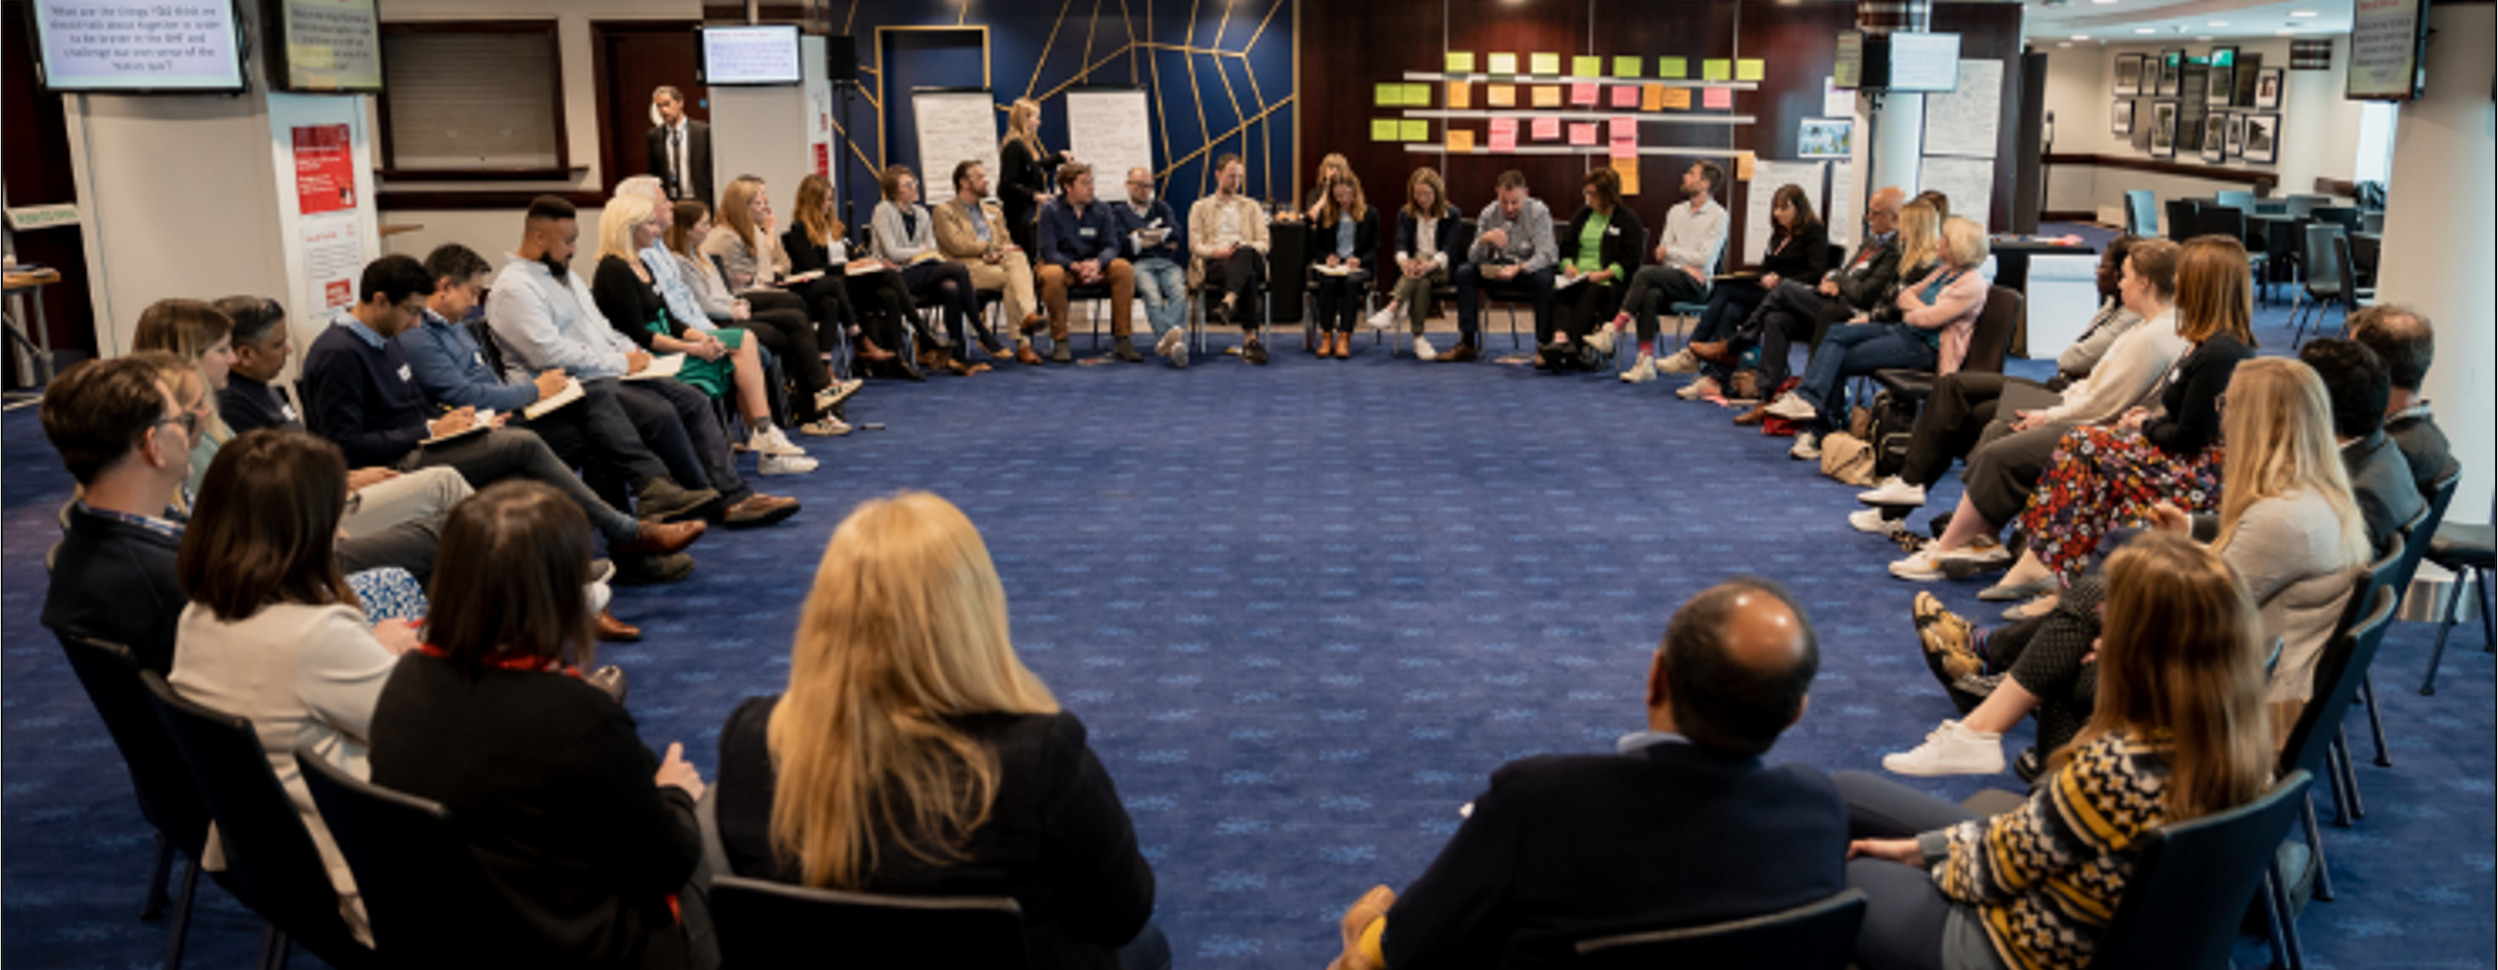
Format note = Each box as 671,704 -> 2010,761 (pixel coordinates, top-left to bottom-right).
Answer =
1764,216 -> 1991,460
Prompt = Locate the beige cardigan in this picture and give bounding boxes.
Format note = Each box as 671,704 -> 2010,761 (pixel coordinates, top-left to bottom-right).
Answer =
932,196 -> 1012,260
1185,194 -> 1270,288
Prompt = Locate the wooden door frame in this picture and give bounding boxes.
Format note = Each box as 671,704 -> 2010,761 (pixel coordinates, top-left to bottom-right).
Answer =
591,19 -> 702,197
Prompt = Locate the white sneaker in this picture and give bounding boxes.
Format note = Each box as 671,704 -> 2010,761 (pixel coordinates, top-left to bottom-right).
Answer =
1413,335 -> 1439,362
1850,508 -> 1907,535
1155,325 -> 1186,359
759,453 -> 819,476
1857,477 -> 1928,508
1937,539 -> 2014,568
1883,719 -> 2007,776
1657,347 -> 1701,374
796,416 -> 852,437
1368,305 -> 1401,329
1675,375 -> 1722,400
816,381 -> 862,412
1620,355 -> 1657,384
1890,543 -> 1947,581
1789,432 -> 1821,461
1763,391 -> 1819,422
1585,327 -> 1616,356
749,427 -> 806,457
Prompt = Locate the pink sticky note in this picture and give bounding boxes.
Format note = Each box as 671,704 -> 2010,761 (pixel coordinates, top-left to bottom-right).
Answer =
1702,86 -> 1733,110
1570,82 -> 1598,106
1533,116 -> 1562,140
1610,85 -> 1639,108
1609,135 -> 1638,160
1610,116 -> 1637,139
1490,130 -> 1518,152
1569,123 -> 1598,146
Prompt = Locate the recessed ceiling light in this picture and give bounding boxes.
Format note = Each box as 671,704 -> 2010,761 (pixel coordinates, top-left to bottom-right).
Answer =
2276,28 -> 2298,35
2197,35 -> 2213,40
2059,41 -> 2075,46
2071,33 -> 2091,40
2135,27 -> 2157,33
2207,20 -> 2229,26
2290,10 -> 2319,16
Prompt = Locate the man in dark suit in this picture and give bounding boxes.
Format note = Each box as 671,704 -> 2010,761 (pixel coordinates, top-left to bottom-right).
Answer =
1325,578 -> 1847,970
2302,338 -> 2423,554
38,356 -> 200,674
646,85 -> 713,208
2348,304 -> 2458,499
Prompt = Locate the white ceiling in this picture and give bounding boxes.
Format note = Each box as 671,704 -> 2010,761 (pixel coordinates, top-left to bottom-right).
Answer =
2021,0 -> 2354,43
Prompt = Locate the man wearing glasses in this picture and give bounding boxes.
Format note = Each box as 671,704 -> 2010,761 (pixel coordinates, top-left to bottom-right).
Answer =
39,355 -> 213,674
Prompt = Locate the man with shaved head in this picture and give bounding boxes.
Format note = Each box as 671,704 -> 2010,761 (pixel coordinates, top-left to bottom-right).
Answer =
1323,578 -> 1847,970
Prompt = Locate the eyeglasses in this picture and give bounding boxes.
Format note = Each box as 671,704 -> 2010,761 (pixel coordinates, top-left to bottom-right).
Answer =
344,491 -> 364,518
154,412 -> 200,438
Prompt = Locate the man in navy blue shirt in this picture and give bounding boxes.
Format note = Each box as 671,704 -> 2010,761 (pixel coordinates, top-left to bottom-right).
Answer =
299,254 -> 705,565
39,356 -> 200,674
1035,162 -> 1139,363
1112,165 -> 1189,368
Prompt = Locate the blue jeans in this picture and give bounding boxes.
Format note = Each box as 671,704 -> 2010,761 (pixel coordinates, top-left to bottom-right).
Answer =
1796,322 -> 1939,434
1132,258 -> 1186,337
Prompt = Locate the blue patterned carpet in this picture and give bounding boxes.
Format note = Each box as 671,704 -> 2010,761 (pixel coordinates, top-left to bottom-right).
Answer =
5,294 -> 2490,968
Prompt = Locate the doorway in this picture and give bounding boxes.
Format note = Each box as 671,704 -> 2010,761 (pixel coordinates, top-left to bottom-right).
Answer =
877,28 -> 988,185
594,21 -> 705,198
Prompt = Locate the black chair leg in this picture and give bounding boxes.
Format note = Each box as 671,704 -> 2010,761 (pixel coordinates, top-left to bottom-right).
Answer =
2321,739 -> 2351,826
2332,728 -> 2364,822
2420,569 -> 2468,694
256,926 -> 288,970
141,833 -> 173,919
2265,866 -> 2306,970
2300,796 -> 2335,902
2476,568 -> 2494,653
161,856 -> 197,970
2362,673 -> 2392,767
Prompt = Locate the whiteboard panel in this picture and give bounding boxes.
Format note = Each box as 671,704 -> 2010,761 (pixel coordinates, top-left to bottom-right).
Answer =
912,89 -> 1000,208
1742,160 -> 1826,266
1917,156 -> 1996,232
1921,59 -> 2003,159
1067,88 -> 1155,197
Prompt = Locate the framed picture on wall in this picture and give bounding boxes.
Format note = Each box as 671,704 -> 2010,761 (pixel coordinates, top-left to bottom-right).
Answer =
2114,54 -> 2146,96
2150,101 -> 2178,157
2206,64 -> 2236,107
2254,68 -> 2284,110
2244,113 -> 2280,163
2112,100 -> 2135,135
1798,118 -> 1853,159
2201,114 -> 2229,161
2156,50 -> 2184,96
2207,45 -> 2240,68
2226,114 -> 2248,156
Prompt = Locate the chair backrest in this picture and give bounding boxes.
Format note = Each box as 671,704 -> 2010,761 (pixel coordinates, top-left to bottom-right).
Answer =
297,745 -> 542,965
2214,190 -> 2256,211
2085,771 -> 2316,970
465,318 -> 509,380
2281,195 -> 2323,219
1453,216 -> 1479,266
2279,585 -> 2398,782
55,634 -> 213,862
1961,285 -> 2023,375
2202,205 -> 2247,243
2360,211 -> 2385,233
2301,223 -> 2345,288
2331,234 -> 2362,305
138,669 -> 364,961
1573,889 -> 1866,969
709,874 -> 1031,969
2395,471 -> 2464,598
2124,190 -> 2159,237
2163,199 -> 2200,242
1825,242 -> 1845,273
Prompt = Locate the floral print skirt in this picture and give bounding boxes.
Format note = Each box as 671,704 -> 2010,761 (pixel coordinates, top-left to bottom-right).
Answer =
2015,426 -> 2223,580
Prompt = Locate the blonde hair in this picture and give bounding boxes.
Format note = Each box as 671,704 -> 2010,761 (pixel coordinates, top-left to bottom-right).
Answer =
1896,200 -> 1942,272
132,298 -> 232,444
595,191 -> 655,265
2174,235 -> 2258,346
2054,532 -> 2272,820
793,174 -> 844,248
2211,358 -> 2371,567
717,176 -> 769,257
768,491 -> 1061,889
1003,98 -> 1044,155
1939,216 -> 1991,270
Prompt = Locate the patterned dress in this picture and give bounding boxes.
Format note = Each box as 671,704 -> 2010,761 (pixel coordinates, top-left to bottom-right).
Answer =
1935,731 -> 2174,970
347,567 -> 428,626
2016,426 -> 2223,581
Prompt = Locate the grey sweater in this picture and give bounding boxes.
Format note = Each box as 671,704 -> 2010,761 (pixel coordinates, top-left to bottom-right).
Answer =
1468,196 -> 1559,274
2226,488 -> 2362,704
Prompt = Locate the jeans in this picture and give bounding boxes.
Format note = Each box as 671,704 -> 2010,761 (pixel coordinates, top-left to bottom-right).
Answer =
1454,263 -> 1553,345
1796,323 -> 1939,434
1132,258 -> 1187,337
1695,282 -> 1769,344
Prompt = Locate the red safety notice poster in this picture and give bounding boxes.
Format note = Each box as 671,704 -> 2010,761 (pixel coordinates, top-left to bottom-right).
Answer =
293,124 -> 357,215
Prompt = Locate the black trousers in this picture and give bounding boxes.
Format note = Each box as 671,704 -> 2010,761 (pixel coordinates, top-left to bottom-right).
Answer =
1310,271 -> 1371,333
1980,575 -> 2106,754
899,260 -> 980,352
1622,265 -> 1708,343
1694,281 -> 1770,343
726,298 -> 829,420
1207,249 -> 1266,331
840,268 -> 916,352
400,428 -> 633,540
610,377 -> 752,504
1454,263 -> 1554,345
1737,281 -> 1840,390
1898,374 -> 2062,487
520,375 -> 675,502
1554,279 -> 1624,343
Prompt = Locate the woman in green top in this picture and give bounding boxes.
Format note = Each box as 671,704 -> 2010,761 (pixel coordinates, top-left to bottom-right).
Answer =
1543,167 -> 1645,372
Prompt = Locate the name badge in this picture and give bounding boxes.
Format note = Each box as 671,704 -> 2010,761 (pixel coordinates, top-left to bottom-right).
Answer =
282,404 -> 299,421
473,352 -> 486,367
1606,226 -> 1620,236
397,364 -> 413,382
1080,227 -> 1097,237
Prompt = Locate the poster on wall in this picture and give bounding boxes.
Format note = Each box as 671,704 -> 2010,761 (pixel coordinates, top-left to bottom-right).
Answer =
2254,68 -> 2284,109
2205,64 -> 2236,107
301,218 -> 364,315
2243,114 -> 2280,163
2156,50 -> 2183,96
2200,115 -> 2228,162
292,124 -> 356,216
2226,114 -> 2247,156
1798,118 -> 1852,159
2149,102 -> 2177,158
2113,54 -> 2145,96
2111,100 -> 2134,135
805,78 -> 834,178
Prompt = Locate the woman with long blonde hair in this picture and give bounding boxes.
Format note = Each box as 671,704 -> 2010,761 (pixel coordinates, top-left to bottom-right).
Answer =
998,98 -> 1071,255
1765,215 -> 1988,457
1841,531 -> 2274,970
714,491 -> 1165,970
132,298 -> 237,495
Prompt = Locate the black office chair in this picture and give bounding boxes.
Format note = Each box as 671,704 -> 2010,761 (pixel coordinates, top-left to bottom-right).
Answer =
2163,198 -> 2201,243
2083,771 -> 2317,970
2329,234 -> 2374,332
2311,204 -> 2364,234
139,670 -> 377,970
2275,585 -> 2398,913
2419,510 -> 2495,695
708,874 -> 1029,969
56,635 -> 219,970
1870,285 -> 2023,403
2289,223 -> 2348,348
1571,889 -> 1865,969
2199,206 -> 2269,303
2362,471 -> 2456,759
2323,536 -> 2407,827
296,746 -> 542,968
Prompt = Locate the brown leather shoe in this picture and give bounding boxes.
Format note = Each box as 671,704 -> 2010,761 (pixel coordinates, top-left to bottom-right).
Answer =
611,519 -> 705,557
722,493 -> 802,529
1333,333 -> 1352,358
1688,340 -> 1736,367
917,347 -> 944,371
1442,342 -> 1480,363
1019,313 -> 1049,336
1014,344 -> 1046,365
1732,402 -> 1769,426
594,610 -> 642,642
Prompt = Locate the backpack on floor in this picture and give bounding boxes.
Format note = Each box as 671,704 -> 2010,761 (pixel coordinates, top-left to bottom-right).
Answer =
1865,389 -> 1918,480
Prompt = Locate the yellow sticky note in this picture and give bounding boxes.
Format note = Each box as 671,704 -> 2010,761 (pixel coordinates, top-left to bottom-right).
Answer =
1489,53 -> 1519,75
1401,119 -> 1430,142
1447,51 -> 1476,74
1373,119 -> 1400,142
1642,84 -> 1665,111
1573,55 -> 1603,78
1659,57 -> 1688,79
1531,52 -> 1562,75
1736,58 -> 1765,82
1532,85 -> 1563,108
1375,83 -> 1401,106
1405,83 -> 1433,106
1488,84 -> 1517,107
1736,151 -> 1756,181
1661,87 -> 1692,110
1612,157 -> 1641,196
1704,59 -> 1732,81
1614,56 -> 1643,79
1447,81 -> 1471,109
1448,129 -> 1476,153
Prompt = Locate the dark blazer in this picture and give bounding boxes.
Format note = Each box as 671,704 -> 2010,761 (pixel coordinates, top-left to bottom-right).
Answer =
1558,205 -> 1647,281
1036,200 -> 1123,268
1312,207 -> 1382,266
1759,220 -> 1832,283
1379,740 -> 1849,970
645,119 -> 714,207
2385,410 -> 2456,499
1395,204 -> 1465,267
42,505 -> 186,674
370,653 -> 699,970
998,139 -> 1069,215
716,697 -> 1154,970
2344,430 -> 2423,556
1831,233 -> 1904,311
2145,332 -> 2253,456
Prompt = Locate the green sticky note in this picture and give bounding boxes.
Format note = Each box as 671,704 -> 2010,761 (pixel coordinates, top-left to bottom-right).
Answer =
1735,58 -> 1765,81
1373,119 -> 1401,142
1375,83 -> 1401,106
1613,56 -> 1644,78
1531,52 -> 1561,75
1703,59 -> 1732,81
1489,52 -> 1518,75
1401,119 -> 1431,142
1658,56 -> 1688,79
1405,83 -> 1433,106
1572,55 -> 1603,78
1446,51 -> 1476,74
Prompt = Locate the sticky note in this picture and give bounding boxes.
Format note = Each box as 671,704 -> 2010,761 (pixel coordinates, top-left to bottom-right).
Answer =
1662,87 -> 1693,110
1736,152 -> 1756,181
1704,59 -> 1732,82
1610,135 -> 1639,160
1448,81 -> 1471,110
1612,157 -> 1641,195
1448,129 -> 1476,153
1531,52 -> 1561,75
1659,57 -> 1688,79
1642,84 -> 1665,111
1702,86 -> 1733,110
1405,83 -> 1433,106
1611,85 -> 1639,108
1533,86 -> 1562,108
1533,116 -> 1562,140
1571,82 -> 1598,106
1490,117 -> 1519,136
1569,123 -> 1597,146
1490,127 -> 1517,152
1736,58 -> 1765,82
1376,83 -> 1401,106
1573,55 -> 1603,78
1610,116 -> 1637,139
1401,119 -> 1431,142
1447,51 -> 1476,74
1613,56 -> 1644,78
1488,84 -> 1517,107
1489,53 -> 1518,75
1373,119 -> 1401,142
